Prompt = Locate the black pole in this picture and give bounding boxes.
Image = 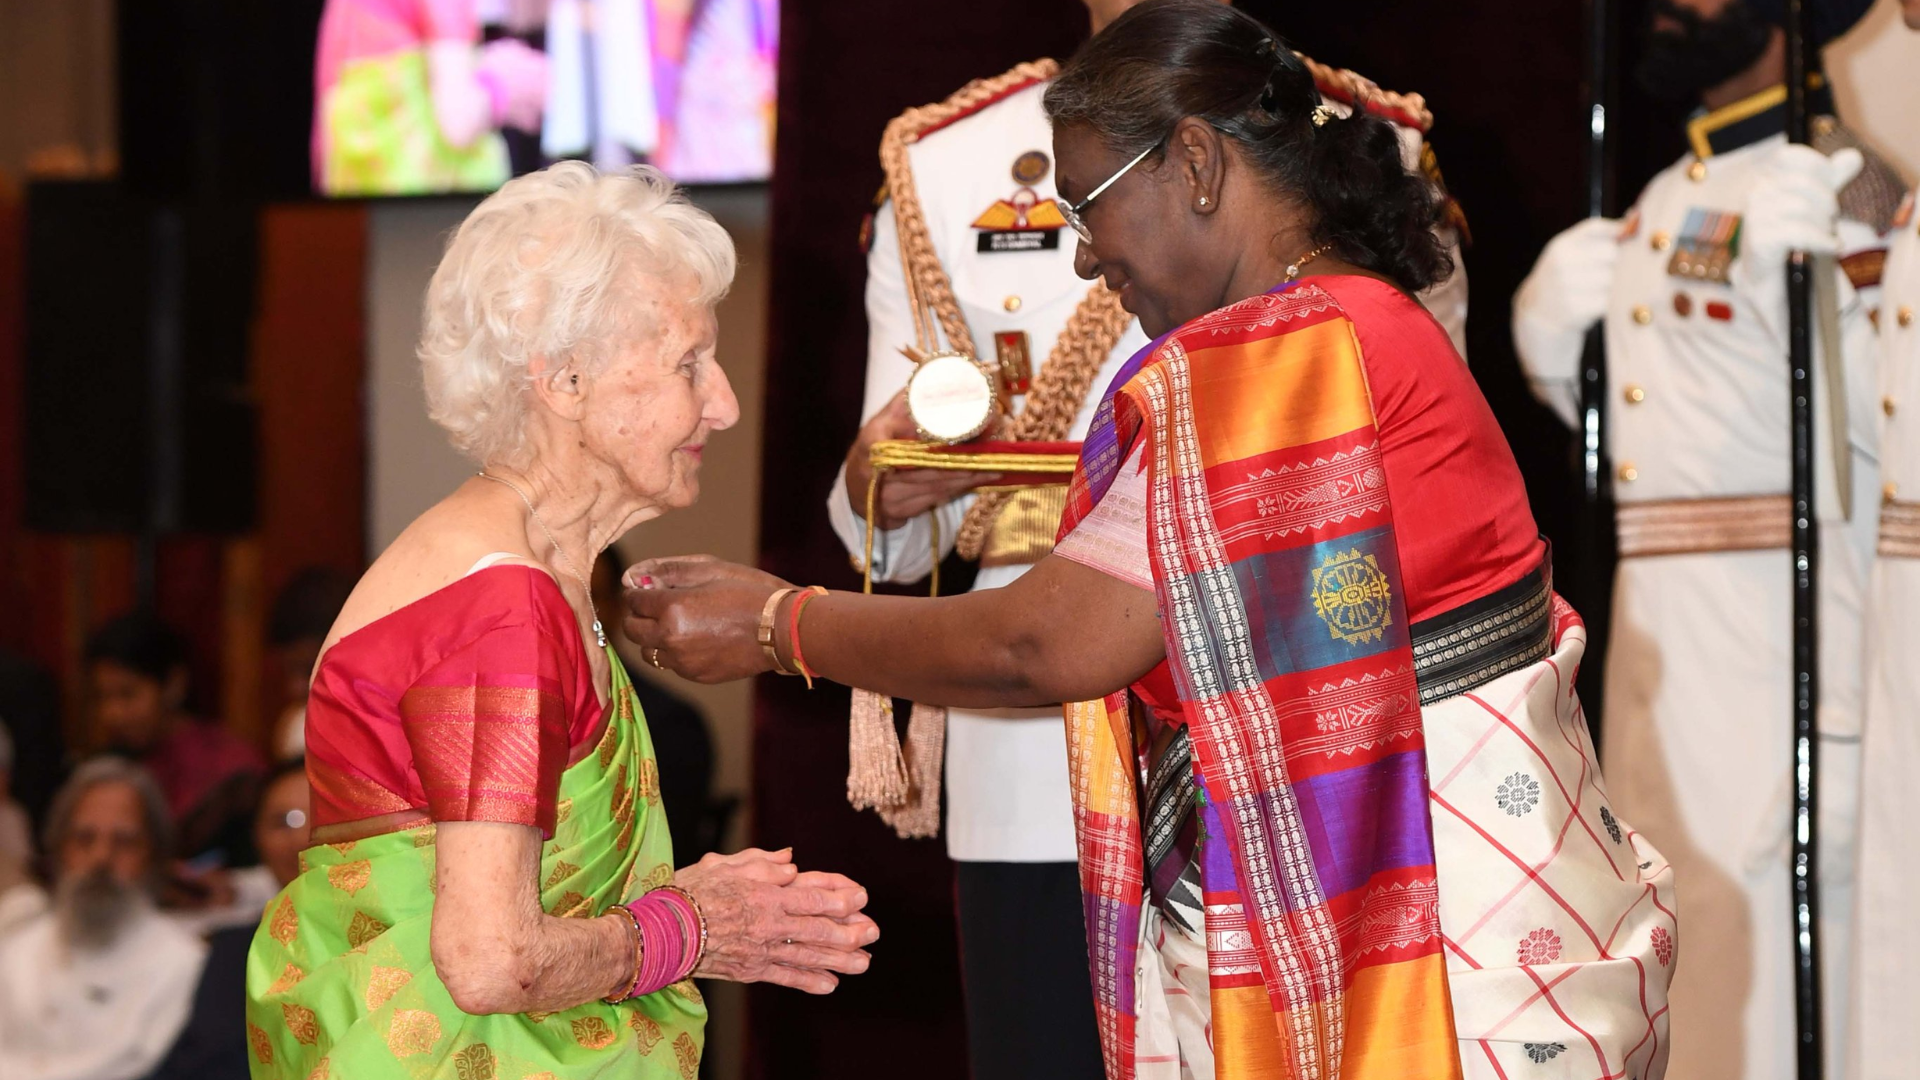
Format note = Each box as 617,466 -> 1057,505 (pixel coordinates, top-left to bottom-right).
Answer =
1782,0 -> 1823,1074
1575,0 -> 1615,741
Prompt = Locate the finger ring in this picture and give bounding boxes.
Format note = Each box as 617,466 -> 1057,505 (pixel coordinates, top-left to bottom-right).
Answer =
648,648 -> 664,669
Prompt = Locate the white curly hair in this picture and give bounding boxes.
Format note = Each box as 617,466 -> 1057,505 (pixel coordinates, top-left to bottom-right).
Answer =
418,162 -> 737,464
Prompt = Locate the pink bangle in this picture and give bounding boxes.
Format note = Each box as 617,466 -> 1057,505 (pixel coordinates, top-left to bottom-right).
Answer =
602,904 -> 643,1003
475,69 -> 508,127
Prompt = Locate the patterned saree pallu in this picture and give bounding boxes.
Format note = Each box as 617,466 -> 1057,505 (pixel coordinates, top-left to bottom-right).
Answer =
246,659 -> 705,1080
1061,285 -> 1461,1080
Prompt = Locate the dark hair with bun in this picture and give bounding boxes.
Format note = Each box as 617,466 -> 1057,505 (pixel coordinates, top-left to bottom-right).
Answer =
1043,0 -> 1452,292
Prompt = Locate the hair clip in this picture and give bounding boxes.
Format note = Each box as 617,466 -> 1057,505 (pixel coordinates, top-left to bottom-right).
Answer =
1311,104 -> 1336,127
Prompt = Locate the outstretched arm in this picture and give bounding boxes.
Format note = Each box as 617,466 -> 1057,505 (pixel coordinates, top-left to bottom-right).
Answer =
622,553 -> 1165,709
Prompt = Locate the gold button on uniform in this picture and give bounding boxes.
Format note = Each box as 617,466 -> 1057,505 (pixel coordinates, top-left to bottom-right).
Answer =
1619,463 -> 1639,482
1633,305 -> 1653,325
1886,481 -> 1900,505
1624,384 -> 1646,404
1900,305 -> 1915,328
1886,396 -> 1898,418
1003,295 -> 1022,313
1687,160 -> 1708,182
1651,231 -> 1672,252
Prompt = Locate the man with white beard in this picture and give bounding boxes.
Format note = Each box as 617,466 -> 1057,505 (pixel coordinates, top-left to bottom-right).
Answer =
0,758 -> 206,1080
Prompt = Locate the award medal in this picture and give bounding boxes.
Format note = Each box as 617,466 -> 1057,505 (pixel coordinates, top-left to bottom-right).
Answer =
902,346 -> 1002,444
1667,207 -> 1741,284
973,151 -> 1066,254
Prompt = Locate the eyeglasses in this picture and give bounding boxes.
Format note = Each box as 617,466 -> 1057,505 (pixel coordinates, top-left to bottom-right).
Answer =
1054,141 -> 1160,245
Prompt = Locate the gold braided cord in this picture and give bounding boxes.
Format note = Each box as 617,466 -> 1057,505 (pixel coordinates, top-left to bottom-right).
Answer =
954,284 -> 1132,559
880,59 -> 1061,358
1297,52 -> 1433,133
870,440 -> 1082,474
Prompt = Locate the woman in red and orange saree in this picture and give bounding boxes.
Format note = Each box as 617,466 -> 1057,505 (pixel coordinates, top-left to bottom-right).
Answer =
621,4 -> 1677,1078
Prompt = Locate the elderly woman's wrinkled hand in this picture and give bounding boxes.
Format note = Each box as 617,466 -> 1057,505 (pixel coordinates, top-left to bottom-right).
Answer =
673,848 -> 878,994
622,557 -> 789,683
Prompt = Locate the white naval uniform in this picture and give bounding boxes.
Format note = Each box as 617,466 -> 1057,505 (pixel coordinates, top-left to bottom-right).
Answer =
1516,128 -> 1887,1080
826,78 -> 1469,863
0,903 -> 207,1080
827,80 -> 1148,863
1853,191 -> 1919,1080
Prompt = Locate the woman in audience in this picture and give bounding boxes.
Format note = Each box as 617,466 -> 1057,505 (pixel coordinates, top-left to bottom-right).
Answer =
86,613 -> 263,862
246,162 -> 877,1080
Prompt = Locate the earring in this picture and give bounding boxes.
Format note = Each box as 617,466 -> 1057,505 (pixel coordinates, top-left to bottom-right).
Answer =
1198,197 -> 1210,207
570,374 -> 579,385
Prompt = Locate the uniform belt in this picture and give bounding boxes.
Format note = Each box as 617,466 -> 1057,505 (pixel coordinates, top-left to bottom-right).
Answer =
1615,494 -> 1791,558
977,485 -> 1069,567
1880,500 -> 1920,558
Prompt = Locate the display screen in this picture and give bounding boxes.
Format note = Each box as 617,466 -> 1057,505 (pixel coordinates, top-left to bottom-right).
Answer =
312,0 -> 777,196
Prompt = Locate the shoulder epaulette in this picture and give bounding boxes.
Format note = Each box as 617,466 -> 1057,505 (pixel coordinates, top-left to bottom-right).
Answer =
1297,52 -> 1434,134
1814,119 -> 1907,236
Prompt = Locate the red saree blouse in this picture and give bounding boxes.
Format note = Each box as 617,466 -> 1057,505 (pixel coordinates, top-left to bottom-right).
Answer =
305,566 -> 606,840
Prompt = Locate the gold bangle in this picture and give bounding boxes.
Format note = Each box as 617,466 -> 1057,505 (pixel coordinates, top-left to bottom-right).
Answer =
758,587 -> 800,675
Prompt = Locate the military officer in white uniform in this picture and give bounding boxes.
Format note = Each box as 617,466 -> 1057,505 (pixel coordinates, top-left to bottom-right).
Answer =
822,3 -> 1467,1076
1513,0 -> 1902,1075
1852,4 -> 1920,1076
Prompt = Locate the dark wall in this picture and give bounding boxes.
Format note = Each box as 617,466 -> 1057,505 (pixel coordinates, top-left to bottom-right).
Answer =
754,1 -> 1684,1075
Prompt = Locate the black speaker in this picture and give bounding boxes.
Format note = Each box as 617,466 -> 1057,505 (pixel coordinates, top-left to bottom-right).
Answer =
22,181 -> 258,534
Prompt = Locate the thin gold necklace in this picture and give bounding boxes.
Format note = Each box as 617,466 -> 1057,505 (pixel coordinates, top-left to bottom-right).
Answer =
1285,241 -> 1337,281
476,470 -> 607,648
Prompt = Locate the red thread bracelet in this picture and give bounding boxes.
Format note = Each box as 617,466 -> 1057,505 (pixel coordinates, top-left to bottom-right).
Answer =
787,586 -> 828,689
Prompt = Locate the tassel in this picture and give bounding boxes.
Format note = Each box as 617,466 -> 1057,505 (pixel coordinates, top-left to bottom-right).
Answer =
846,688 -> 909,809
877,703 -> 945,839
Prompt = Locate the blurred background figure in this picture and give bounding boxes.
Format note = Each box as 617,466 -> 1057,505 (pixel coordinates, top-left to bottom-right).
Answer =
263,566 -> 356,763
0,758 -> 206,1080
85,613 -> 264,863
0,722 -> 32,867
313,0 -> 549,195
0,649 -> 65,836
148,761 -> 311,1080
1512,1 -> 1901,1075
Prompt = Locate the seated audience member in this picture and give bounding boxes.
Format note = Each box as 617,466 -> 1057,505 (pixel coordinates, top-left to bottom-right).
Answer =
150,762 -> 310,1080
0,758 -> 206,1080
85,613 -> 264,859
0,721 -> 31,865
264,568 -> 355,762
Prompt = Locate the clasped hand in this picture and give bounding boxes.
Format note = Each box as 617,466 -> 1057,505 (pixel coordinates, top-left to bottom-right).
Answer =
674,847 -> 878,995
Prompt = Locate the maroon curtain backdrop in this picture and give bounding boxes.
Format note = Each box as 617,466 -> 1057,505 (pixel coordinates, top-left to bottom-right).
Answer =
753,1 -> 1679,1075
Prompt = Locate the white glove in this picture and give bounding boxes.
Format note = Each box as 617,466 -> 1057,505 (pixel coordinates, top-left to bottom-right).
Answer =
1512,216 -> 1621,426
1741,144 -> 1864,266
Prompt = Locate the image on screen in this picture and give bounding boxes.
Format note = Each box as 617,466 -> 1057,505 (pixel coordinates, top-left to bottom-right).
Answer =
312,0 -> 777,196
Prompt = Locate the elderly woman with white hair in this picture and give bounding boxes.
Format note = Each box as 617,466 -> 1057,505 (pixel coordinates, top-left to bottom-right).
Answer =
245,162 -> 877,1080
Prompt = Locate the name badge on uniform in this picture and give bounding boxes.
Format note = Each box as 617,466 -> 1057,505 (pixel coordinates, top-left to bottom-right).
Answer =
973,151 -> 1066,254
1668,208 -> 1742,284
